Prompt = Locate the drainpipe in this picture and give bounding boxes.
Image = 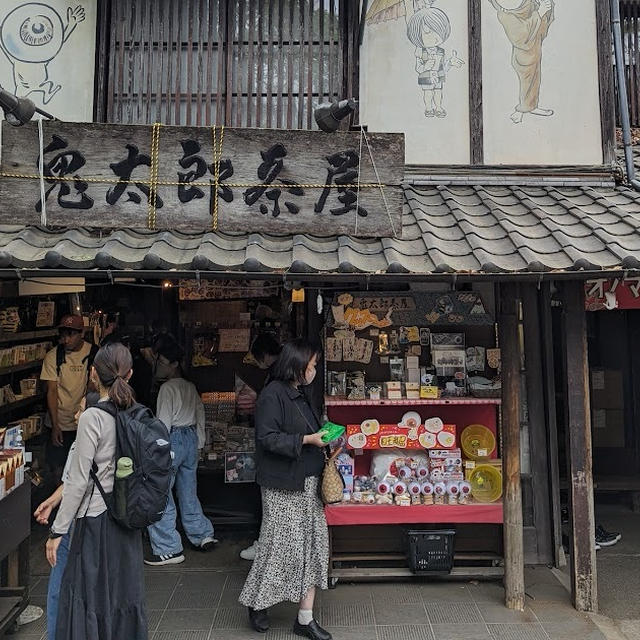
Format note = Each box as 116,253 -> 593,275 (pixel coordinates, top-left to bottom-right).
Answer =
611,0 -> 640,190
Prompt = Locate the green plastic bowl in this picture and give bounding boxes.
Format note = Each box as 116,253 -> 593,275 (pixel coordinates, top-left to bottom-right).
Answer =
319,421 -> 345,443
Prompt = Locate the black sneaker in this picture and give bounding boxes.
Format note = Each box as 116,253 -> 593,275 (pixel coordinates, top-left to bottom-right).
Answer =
595,529 -> 619,548
596,525 -> 621,543
144,551 -> 185,566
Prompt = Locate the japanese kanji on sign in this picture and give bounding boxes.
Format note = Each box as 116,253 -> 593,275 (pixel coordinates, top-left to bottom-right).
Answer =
0,121 -> 405,238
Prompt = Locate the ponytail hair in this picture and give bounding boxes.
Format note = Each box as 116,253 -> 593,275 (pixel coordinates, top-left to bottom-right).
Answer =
93,342 -> 135,409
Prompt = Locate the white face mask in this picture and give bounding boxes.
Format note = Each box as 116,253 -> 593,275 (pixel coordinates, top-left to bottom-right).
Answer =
304,368 -> 317,386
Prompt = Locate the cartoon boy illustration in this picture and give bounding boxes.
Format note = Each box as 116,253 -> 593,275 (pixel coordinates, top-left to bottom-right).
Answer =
406,1 -> 464,118
0,3 -> 86,105
488,0 -> 555,123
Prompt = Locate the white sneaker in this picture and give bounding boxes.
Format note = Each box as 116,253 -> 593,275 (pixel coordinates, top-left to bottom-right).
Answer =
240,540 -> 258,560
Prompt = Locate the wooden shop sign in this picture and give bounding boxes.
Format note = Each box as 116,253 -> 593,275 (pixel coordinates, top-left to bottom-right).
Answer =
0,121 -> 404,238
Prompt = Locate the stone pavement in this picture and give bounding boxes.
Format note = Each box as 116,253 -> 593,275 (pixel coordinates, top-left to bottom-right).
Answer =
11,538 -> 611,640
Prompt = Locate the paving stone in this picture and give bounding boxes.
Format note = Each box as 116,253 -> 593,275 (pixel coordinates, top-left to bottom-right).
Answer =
153,632 -> 210,640
432,622 -> 492,639
159,608 -> 215,632
316,603 -> 376,627
374,602 -> 429,625
167,589 -> 222,610
427,602 -> 483,624
487,623 -> 549,640
377,623 -> 435,640
477,604 -> 538,624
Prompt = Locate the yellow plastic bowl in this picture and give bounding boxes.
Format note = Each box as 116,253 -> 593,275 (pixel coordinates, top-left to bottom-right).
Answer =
461,424 -> 496,460
468,464 -> 503,503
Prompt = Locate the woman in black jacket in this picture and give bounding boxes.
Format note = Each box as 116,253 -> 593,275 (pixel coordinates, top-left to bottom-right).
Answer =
239,339 -> 331,640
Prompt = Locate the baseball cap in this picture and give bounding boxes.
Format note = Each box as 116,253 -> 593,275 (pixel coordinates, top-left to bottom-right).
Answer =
57,315 -> 85,332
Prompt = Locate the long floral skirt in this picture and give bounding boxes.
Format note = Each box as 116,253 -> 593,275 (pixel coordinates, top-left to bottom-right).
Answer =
239,476 -> 329,610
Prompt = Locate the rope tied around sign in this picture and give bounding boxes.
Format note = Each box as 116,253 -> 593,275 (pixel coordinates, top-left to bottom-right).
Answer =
147,122 -> 162,230
211,124 -> 225,231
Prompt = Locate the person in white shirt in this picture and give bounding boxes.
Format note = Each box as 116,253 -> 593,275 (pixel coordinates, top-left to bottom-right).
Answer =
145,340 -> 216,566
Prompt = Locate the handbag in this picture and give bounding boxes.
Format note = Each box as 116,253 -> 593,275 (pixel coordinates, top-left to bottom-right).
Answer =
321,446 -> 345,505
293,397 -> 344,504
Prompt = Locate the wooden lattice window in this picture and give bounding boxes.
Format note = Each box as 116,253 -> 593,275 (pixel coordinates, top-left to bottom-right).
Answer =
103,0 -> 345,128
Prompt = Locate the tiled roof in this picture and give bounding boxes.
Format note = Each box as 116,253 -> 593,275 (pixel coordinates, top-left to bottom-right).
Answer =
2,184 -> 640,275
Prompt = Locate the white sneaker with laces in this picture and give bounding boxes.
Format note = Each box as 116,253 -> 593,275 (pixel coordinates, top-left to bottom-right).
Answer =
240,540 -> 258,560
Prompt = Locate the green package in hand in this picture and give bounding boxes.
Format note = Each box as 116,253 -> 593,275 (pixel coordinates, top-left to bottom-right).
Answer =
319,421 -> 345,444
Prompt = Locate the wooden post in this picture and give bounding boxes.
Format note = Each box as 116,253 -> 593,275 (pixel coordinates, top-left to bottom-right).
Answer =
562,281 -> 598,612
540,282 -> 566,568
521,284 -> 554,565
499,282 -> 525,611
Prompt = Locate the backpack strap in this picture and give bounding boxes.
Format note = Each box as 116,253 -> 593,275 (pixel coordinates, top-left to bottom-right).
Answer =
55,343 -> 66,376
83,343 -> 99,369
93,399 -> 117,417
89,461 -> 112,513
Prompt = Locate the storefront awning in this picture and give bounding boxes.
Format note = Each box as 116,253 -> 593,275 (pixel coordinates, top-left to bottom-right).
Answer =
1,184 -> 640,276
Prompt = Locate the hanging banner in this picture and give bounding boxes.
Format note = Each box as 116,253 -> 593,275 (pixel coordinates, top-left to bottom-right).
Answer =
0,121 -> 405,237
585,278 -> 640,311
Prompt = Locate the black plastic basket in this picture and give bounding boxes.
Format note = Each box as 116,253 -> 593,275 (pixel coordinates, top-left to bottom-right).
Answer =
407,529 -> 456,574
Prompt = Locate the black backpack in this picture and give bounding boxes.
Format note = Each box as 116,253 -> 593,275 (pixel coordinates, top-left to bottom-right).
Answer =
90,401 -> 172,530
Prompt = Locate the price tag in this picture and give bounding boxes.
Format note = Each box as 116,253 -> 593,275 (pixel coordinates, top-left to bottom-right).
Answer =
477,448 -> 488,457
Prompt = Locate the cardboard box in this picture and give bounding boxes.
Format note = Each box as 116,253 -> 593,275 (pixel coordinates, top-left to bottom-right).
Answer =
590,368 -> 623,410
384,381 -> 402,392
592,408 -> 625,448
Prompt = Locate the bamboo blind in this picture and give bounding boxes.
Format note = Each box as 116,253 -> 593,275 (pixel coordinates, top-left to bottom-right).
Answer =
106,0 -> 344,129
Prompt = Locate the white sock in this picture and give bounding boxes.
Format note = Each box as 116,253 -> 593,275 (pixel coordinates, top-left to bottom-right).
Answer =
298,609 -> 313,625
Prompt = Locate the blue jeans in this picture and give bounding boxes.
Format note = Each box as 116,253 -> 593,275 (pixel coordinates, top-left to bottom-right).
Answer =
47,530 -> 71,640
148,426 -> 214,555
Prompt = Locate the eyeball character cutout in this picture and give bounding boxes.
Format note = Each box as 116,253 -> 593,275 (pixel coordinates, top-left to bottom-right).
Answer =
0,3 -> 86,104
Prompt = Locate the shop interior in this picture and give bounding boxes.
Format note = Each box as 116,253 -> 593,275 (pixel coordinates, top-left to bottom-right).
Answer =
0,275 -> 521,629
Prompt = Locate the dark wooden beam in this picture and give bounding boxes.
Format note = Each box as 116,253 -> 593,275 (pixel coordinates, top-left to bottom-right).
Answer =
595,0 -> 617,165
499,282 -> 525,611
521,284 -> 554,565
540,282 -> 565,568
469,0 -> 483,165
562,281 -> 597,612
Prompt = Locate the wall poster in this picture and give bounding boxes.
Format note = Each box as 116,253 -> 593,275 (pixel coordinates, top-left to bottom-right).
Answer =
481,0 -> 603,165
0,1 -> 97,122
360,0 -> 470,165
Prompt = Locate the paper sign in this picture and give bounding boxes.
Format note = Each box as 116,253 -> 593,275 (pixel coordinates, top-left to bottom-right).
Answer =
346,424 -> 457,450
326,338 -> 343,362
218,329 -> 251,352
36,302 -> 55,327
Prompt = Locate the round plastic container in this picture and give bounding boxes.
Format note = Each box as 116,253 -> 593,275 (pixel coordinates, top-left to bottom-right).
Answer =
468,464 -> 503,503
461,424 -> 496,460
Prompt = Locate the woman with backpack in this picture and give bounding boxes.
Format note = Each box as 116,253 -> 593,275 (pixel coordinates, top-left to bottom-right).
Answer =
46,342 -> 147,640
239,339 -> 331,640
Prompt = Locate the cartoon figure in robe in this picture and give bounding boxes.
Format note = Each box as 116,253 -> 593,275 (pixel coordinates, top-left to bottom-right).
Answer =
0,3 -> 86,105
487,0 -> 555,123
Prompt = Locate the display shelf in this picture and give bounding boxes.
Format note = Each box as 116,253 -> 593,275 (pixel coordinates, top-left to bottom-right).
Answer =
325,396 -> 501,407
0,329 -> 57,344
0,360 -> 43,376
325,502 -> 503,526
0,393 -> 45,417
